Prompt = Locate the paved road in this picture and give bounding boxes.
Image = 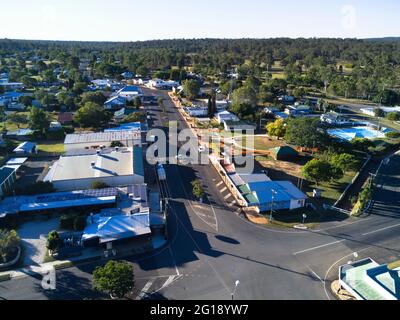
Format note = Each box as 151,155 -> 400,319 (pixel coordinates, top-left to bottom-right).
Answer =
1,90 -> 399,300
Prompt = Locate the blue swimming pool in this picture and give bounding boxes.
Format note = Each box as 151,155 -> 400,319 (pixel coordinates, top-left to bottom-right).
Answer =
328,126 -> 387,141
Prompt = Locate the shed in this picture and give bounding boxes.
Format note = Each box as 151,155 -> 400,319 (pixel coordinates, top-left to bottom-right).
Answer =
270,146 -> 298,161
13,141 -> 37,154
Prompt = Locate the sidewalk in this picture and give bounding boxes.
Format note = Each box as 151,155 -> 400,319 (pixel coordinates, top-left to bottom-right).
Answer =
0,236 -> 168,282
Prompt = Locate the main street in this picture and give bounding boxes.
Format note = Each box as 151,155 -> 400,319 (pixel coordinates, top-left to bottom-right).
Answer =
1,90 -> 399,300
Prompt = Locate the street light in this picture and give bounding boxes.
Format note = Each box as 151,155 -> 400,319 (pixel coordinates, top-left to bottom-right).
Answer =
270,189 -> 277,222
231,280 -> 240,300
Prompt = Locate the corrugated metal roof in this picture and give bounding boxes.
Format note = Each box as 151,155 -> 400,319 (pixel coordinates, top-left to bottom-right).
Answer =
64,131 -> 140,144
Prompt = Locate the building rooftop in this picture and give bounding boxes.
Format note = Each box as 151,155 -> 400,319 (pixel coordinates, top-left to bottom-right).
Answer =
341,258 -> 400,300
64,131 -> 141,145
45,148 -> 138,182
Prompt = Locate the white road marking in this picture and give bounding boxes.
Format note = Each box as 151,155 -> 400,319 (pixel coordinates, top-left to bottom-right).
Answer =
362,223 -> 400,236
224,194 -> 232,200
169,246 -> 180,276
216,181 -> 223,187
220,187 -> 228,193
136,279 -> 155,300
293,240 -> 346,256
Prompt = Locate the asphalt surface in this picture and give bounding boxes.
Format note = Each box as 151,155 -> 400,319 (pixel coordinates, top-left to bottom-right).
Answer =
1,90 -> 399,300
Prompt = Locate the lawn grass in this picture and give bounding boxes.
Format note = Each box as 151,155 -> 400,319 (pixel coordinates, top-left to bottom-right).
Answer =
43,250 -> 56,264
306,172 -> 355,206
261,208 -> 321,229
37,142 -> 65,153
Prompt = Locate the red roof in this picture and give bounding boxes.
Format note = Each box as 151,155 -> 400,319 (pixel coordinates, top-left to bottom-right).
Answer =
58,112 -> 73,124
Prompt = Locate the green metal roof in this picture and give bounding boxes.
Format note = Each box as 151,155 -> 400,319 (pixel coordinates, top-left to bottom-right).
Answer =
271,146 -> 298,156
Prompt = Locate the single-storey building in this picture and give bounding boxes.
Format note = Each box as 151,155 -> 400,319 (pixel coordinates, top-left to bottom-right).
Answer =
117,86 -> 144,101
5,129 -> 34,141
270,146 -> 299,161
58,112 -> 74,125
223,120 -> 256,132
320,112 -> 353,126
113,107 -> 138,120
216,110 -> 239,124
104,96 -> 126,110
64,131 -> 142,152
82,212 -> 151,247
148,79 -> 179,90
239,180 -> 307,212
339,258 -> 400,300
44,147 -> 145,191
13,141 -> 37,154
285,104 -> 312,117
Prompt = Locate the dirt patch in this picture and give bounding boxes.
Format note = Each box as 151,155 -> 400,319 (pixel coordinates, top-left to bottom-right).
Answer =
244,208 -> 269,225
258,159 -> 304,180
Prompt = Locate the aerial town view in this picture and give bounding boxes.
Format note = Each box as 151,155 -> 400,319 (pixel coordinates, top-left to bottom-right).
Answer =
0,0 -> 399,313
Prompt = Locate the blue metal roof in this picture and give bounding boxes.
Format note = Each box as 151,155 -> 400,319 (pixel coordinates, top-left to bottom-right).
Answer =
133,146 -> 144,176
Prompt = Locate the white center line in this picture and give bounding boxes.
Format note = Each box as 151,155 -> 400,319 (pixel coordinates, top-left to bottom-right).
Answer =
362,223 -> 400,236
293,240 -> 346,256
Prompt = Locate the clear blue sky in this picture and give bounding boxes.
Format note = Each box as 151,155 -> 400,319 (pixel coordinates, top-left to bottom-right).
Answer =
1,0 -> 399,41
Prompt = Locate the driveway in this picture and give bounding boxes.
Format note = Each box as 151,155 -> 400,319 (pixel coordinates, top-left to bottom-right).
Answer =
17,217 -> 59,267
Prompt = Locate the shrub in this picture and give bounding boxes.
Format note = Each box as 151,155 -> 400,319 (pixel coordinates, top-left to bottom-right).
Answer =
73,215 -> 87,231
46,231 -> 60,255
386,131 -> 400,139
0,229 -> 20,263
91,181 -> 110,189
110,141 -> 124,148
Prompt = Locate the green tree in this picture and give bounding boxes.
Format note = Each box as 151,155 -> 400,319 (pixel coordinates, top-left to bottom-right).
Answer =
302,159 -> 343,186
0,229 -> 20,263
386,112 -> 400,121
285,118 -> 330,149
46,231 -> 60,255
28,107 -> 50,134
93,261 -> 134,299
351,138 -> 374,153
191,180 -> 205,200
74,102 -> 111,128
134,97 -> 142,110
81,92 -> 106,106
329,153 -> 360,172
7,113 -> 28,128
182,79 -> 200,100
266,119 -> 286,140
374,108 -> 385,118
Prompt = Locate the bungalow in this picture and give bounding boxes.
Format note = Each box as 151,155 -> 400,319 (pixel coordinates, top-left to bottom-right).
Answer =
223,120 -> 256,132
148,79 -> 179,90
185,106 -> 208,117
117,86 -> 144,101
0,82 -> 24,91
58,112 -> 74,125
0,92 -> 25,107
216,110 -> 239,124
5,129 -> 34,141
113,108 -> 138,120
278,95 -> 295,104
13,141 -> 37,154
104,96 -> 126,110
360,106 -> 400,117
49,122 -> 63,132
285,104 -> 312,117
320,112 -> 353,126
121,71 -> 134,79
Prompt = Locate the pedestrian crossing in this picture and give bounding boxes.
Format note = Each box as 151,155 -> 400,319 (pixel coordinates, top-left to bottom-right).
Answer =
134,274 -> 181,300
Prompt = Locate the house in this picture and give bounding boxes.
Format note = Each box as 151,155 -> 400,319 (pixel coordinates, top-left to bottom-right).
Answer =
223,120 -> 256,132
58,112 -> 74,125
339,258 -> 400,300
121,71 -> 135,79
184,106 -> 208,117
0,81 -> 24,91
49,122 -> 63,132
216,110 -> 239,124
113,108 -> 140,121
13,141 -> 37,154
64,131 -> 142,152
5,129 -> 34,141
104,96 -> 126,110
43,147 -> 145,191
0,92 -> 25,107
285,104 -> 312,117
320,112 -> 353,126
148,79 -> 179,90
117,86 -> 144,101
270,146 -> 299,161
360,106 -> 400,117
278,95 -> 295,104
